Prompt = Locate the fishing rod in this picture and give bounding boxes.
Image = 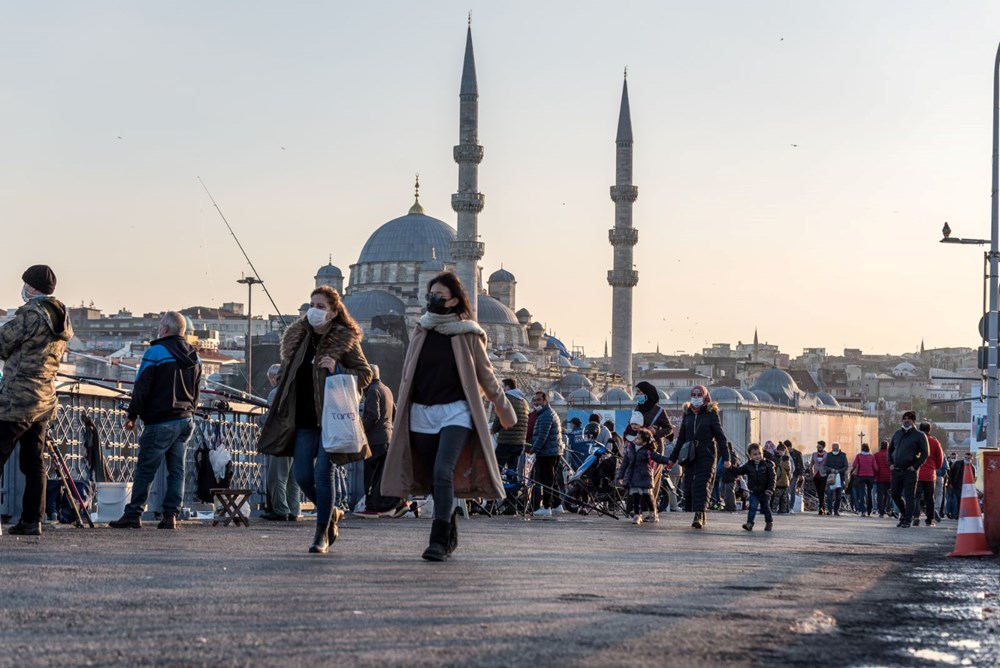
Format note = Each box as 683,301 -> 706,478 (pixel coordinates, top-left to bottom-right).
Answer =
197,176 -> 288,330
57,372 -> 269,409
66,351 -> 269,407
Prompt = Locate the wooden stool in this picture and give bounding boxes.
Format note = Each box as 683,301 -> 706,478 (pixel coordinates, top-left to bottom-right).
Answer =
211,488 -> 253,527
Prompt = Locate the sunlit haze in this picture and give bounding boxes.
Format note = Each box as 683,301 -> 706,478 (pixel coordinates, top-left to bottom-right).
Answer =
3,1 -> 999,358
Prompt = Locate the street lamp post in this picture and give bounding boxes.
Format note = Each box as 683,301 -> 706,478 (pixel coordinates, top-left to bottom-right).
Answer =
938,41 -> 1000,450
237,276 -> 263,393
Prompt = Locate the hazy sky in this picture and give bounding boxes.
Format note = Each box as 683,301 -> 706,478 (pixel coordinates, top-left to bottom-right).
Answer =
3,2 -> 1000,358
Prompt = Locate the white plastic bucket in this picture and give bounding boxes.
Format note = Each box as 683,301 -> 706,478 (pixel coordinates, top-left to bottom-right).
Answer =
95,482 -> 132,521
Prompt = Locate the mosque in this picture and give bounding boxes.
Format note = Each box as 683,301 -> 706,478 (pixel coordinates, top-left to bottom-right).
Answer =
305,23 -> 635,401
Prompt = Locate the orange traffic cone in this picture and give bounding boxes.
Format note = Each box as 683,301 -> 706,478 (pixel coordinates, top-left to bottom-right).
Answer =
947,464 -> 993,557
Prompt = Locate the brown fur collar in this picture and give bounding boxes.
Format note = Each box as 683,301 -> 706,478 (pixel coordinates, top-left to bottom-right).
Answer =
683,402 -> 719,415
280,317 -> 361,363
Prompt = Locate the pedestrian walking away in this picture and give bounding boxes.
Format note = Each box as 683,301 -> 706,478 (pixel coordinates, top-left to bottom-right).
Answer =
382,271 -> 516,561
109,311 -> 201,531
912,422 -> 943,527
888,410 -> 929,528
668,385 -> 730,529
256,286 -> 373,554
0,265 -> 73,537
874,440 -> 892,517
726,442 -> 776,531
360,364 -> 403,516
850,442 -> 878,517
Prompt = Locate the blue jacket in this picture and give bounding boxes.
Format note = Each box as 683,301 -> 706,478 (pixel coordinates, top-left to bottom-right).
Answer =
530,405 -> 562,457
127,335 -> 202,425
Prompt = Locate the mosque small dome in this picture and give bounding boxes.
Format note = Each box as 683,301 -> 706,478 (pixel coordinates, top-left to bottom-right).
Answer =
488,268 -> 516,283
315,262 -> 343,279
341,290 -> 406,321
477,295 -> 520,326
601,388 -> 633,404
558,373 -> 592,391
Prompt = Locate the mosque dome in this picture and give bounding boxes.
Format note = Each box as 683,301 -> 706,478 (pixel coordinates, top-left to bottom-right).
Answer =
567,388 -> 600,404
488,268 -> 516,283
508,352 -> 529,364
358,211 -> 456,264
710,387 -> 743,404
816,391 -> 841,407
420,250 -> 446,273
548,390 -> 567,406
602,388 -> 633,404
558,373 -> 593,391
315,262 -> 343,279
516,307 -> 532,319
572,359 -> 592,369
478,294 -> 520,326
529,322 -> 544,332
737,389 -> 759,402
754,389 -> 774,403
668,387 -> 692,404
892,361 -> 918,378
341,290 -> 406,321
751,368 -> 801,406
557,356 -> 573,368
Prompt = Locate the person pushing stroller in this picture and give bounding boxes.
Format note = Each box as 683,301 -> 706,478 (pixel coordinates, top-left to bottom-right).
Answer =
617,428 -> 671,525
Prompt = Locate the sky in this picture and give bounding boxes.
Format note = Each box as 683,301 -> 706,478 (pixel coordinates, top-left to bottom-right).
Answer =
3,1 -> 1000,359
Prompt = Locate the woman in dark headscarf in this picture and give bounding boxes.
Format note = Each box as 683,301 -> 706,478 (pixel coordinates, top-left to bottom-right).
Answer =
668,384 -> 731,529
628,381 -> 675,521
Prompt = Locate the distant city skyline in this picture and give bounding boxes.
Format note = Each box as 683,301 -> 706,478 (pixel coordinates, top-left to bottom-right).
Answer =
3,2 -> 999,358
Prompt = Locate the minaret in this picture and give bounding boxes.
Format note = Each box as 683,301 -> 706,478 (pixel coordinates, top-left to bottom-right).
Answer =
607,69 -> 638,385
450,19 -> 485,317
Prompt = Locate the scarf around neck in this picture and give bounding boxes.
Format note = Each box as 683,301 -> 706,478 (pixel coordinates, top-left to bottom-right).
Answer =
419,311 -> 486,338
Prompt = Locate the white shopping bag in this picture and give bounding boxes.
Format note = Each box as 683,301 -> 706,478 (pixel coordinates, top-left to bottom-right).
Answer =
321,374 -> 367,454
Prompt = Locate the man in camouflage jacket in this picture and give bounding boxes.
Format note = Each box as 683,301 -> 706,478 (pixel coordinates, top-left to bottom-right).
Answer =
0,265 -> 73,536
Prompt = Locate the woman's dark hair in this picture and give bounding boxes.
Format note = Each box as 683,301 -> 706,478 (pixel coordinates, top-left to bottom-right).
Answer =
310,286 -> 361,337
861,443 -> 870,453
427,271 -> 472,319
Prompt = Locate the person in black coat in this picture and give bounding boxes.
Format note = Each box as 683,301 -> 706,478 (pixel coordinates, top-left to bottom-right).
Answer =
668,384 -> 731,529
726,442 -> 776,531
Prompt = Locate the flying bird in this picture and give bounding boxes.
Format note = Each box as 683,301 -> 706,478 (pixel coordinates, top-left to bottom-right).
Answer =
790,144 -> 798,147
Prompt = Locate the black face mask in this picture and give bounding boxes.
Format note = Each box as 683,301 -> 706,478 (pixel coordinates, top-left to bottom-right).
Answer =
426,292 -> 452,314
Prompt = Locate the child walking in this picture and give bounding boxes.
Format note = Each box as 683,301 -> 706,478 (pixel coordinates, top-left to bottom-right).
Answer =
617,428 -> 671,525
725,443 -> 776,531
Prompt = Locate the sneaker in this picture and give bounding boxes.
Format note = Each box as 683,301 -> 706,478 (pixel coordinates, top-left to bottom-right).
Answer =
157,514 -> 177,530
259,511 -> 285,521
534,507 -> 552,517
551,505 -> 565,515
632,515 -> 643,525
108,516 -> 142,529
645,511 -> 659,523
764,522 -> 773,532
928,520 -> 937,527
391,504 -> 410,519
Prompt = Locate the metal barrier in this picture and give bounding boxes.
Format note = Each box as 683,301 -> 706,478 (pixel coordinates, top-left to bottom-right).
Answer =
2,387 -> 310,520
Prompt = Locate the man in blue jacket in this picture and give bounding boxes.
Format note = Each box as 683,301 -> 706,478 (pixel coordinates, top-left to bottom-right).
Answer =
528,391 -> 562,517
110,312 -> 202,530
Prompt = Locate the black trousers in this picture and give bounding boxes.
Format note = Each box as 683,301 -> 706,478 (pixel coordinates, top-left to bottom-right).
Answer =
534,455 -> 559,509
916,480 -> 936,522
363,451 -> 402,513
495,443 -> 522,475
890,469 -> 918,523
813,474 -> 827,511
0,420 -> 48,524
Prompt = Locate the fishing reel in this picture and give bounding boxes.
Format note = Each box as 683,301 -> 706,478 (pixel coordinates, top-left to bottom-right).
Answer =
211,399 -> 231,412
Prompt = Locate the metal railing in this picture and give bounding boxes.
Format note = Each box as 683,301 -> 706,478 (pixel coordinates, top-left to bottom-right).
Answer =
1,387 -> 361,519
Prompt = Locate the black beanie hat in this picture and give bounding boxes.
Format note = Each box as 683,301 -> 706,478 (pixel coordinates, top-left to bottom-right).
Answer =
22,265 -> 57,294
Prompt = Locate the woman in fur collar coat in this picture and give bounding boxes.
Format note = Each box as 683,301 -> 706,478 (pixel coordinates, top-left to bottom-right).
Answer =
668,384 -> 731,529
257,286 -> 372,554
382,272 -> 516,561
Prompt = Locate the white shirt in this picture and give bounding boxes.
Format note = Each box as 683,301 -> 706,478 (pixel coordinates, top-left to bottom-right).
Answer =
410,400 -> 473,435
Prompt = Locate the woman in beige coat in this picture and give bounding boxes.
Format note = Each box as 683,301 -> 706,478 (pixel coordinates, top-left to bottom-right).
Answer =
382,272 -> 516,561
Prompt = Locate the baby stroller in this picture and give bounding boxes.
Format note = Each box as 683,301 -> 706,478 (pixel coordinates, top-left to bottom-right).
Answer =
562,442 -> 626,516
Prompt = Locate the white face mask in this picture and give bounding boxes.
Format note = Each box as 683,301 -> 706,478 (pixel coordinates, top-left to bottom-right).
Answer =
21,286 -> 30,303
534,404 -> 544,413
306,307 -> 329,328
625,434 -> 636,442
690,397 -> 704,408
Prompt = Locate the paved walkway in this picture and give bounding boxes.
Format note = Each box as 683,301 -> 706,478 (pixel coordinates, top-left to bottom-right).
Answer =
1,511 -> 996,667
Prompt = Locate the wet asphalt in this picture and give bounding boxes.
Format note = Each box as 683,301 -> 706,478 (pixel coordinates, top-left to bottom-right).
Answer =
0,510 -> 996,667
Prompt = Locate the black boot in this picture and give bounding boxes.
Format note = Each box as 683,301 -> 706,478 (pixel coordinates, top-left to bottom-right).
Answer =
326,508 -> 344,545
157,514 -> 177,530
9,520 -> 42,536
422,520 -> 451,561
309,522 -> 330,554
447,510 -> 459,556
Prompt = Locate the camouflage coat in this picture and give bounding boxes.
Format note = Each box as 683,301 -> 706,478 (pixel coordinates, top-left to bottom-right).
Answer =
0,297 -> 73,422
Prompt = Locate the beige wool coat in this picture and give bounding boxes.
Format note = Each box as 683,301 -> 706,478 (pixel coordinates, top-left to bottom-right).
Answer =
382,321 -> 516,500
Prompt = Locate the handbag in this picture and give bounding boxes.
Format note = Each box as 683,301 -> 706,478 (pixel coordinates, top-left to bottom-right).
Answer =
321,373 -> 367,454
677,413 -> 699,464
